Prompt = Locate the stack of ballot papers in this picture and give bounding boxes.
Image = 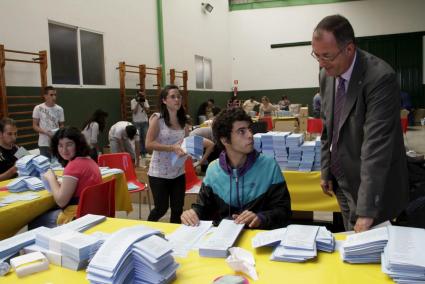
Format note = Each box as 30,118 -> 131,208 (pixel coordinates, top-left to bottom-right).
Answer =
253,133 -> 262,152
0,226 -> 50,262
171,136 -> 204,167
313,136 -> 321,171
271,225 -> 319,262
0,192 -> 40,207
132,235 -> 179,284
16,154 -> 51,177
87,225 -> 162,284
272,132 -> 290,169
251,228 -> 287,249
199,219 -> 244,258
315,227 -> 335,252
299,141 -> 316,172
340,226 -> 388,264
382,226 -> 425,283
99,167 -> 124,176
260,133 -> 274,157
7,176 -> 44,192
166,221 -> 213,257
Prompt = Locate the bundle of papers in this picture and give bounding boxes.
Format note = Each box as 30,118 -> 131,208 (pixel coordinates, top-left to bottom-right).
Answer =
199,219 -> 244,258
382,226 -> 425,283
251,228 -> 287,249
132,235 -> 179,284
340,227 -> 388,264
0,192 -> 40,206
16,154 -> 51,177
316,227 -> 335,252
253,133 -> 262,152
7,176 -> 44,192
271,225 -> 319,262
87,225 -> 161,284
166,221 -> 213,257
0,226 -> 50,262
286,133 -> 304,147
171,136 -> 204,167
260,134 -> 274,158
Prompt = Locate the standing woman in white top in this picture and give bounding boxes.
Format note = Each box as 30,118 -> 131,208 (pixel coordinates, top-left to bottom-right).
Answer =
146,85 -> 214,223
81,109 -> 108,162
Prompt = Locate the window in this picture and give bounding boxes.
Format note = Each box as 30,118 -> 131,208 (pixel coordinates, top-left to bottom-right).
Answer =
195,55 -> 213,89
48,22 -> 105,85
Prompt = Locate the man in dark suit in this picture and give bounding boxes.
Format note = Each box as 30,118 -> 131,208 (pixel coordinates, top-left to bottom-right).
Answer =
312,15 -> 409,232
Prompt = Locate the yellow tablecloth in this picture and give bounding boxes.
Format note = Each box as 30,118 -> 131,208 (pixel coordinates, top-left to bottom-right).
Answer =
1,218 -> 393,283
284,171 -> 340,212
0,172 -> 132,240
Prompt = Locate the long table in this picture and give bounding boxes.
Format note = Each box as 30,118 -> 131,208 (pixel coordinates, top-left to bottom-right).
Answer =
1,218 -> 393,283
0,172 -> 132,240
283,171 -> 340,212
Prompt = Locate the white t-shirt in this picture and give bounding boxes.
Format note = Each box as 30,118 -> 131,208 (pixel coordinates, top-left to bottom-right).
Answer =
108,121 -> 139,142
130,99 -> 149,123
32,103 -> 65,146
82,121 -> 99,147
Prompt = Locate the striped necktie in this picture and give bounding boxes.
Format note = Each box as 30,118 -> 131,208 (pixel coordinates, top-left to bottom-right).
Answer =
331,77 -> 346,178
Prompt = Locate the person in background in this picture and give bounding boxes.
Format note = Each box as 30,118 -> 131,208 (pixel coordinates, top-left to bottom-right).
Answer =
29,127 -> 102,228
242,97 -> 260,114
0,118 -> 18,181
181,108 -> 291,229
278,96 -> 291,111
32,86 -> 65,160
131,90 -> 150,158
108,121 -> 140,167
259,96 -> 278,117
82,109 -> 108,162
313,15 -> 408,232
196,98 -> 215,124
312,92 -> 321,118
146,85 -> 214,223
400,91 -> 414,125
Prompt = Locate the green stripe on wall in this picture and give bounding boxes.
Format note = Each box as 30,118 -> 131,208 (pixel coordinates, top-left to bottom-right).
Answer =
230,0 -> 361,11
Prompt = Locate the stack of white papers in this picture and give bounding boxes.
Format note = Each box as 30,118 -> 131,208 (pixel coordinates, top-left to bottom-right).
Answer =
253,133 -> 262,152
273,132 -> 290,169
382,226 -> 425,283
100,167 -> 124,176
63,214 -> 106,232
87,225 -> 161,284
0,227 -> 50,262
340,227 -> 388,263
7,176 -> 44,192
16,154 -> 51,177
171,136 -> 204,167
251,228 -> 287,249
132,235 -> 179,284
199,219 -> 244,258
166,221 -> 213,257
316,227 -> 335,252
271,225 -> 319,262
313,136 -> 321,171
0,192 -> 40,206
260,134 -> 274,158
299,141 -> 316,172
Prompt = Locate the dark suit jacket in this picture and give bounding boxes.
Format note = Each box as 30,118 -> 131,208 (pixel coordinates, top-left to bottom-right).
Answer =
320,48 -> 409,223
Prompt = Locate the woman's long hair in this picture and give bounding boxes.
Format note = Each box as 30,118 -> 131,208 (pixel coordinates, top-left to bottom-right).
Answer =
51,127 -> 90,166
82,109 -> 108,132
159,85 -> 187,128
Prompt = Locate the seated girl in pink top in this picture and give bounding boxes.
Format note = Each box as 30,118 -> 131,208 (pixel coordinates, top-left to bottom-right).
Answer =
29,127 -> 102,228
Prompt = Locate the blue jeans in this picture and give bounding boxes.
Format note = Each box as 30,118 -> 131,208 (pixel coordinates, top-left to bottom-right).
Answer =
133,121 -> 149,155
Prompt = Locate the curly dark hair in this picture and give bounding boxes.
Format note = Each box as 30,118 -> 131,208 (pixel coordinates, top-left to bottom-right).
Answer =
159,84 -> 187,128
51,126 -> 90,166
212,107 -> 252,150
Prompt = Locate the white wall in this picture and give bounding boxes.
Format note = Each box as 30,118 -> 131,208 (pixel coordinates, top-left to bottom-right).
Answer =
229,0 -> 425,91
0,0 -> 159,88
162,0 -> 232,91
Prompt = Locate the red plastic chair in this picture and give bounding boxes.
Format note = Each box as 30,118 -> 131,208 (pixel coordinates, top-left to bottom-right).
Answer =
307,118 -> 323,134
185,157 -> 202,191
259,116 -> 273,131
76,177 -> 116,218
98,153 -> 152,219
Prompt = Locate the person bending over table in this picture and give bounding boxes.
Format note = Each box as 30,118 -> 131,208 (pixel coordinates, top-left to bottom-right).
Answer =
29,127 -> 102,229
181,108 -> 291,230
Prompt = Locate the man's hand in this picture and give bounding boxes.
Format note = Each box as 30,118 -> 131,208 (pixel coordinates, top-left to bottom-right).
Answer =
232,210 -> 261,228
354,217 -> 374,233
181,209 -> 200,226
320,179 -> 334,197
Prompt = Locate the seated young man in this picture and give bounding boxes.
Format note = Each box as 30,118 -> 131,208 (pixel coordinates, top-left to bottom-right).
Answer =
181,108 -> 291,230
0,117 -> 18,181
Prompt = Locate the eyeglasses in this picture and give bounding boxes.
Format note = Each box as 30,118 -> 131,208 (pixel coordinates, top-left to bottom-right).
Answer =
311,47 -> 344,62
167,94 -> 182,100
233,126 -> 253,136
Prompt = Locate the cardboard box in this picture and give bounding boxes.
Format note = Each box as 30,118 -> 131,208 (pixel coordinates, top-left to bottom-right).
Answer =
274,119 -> 298,132
298,117 -> 308,132
299,107 -> 309,117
